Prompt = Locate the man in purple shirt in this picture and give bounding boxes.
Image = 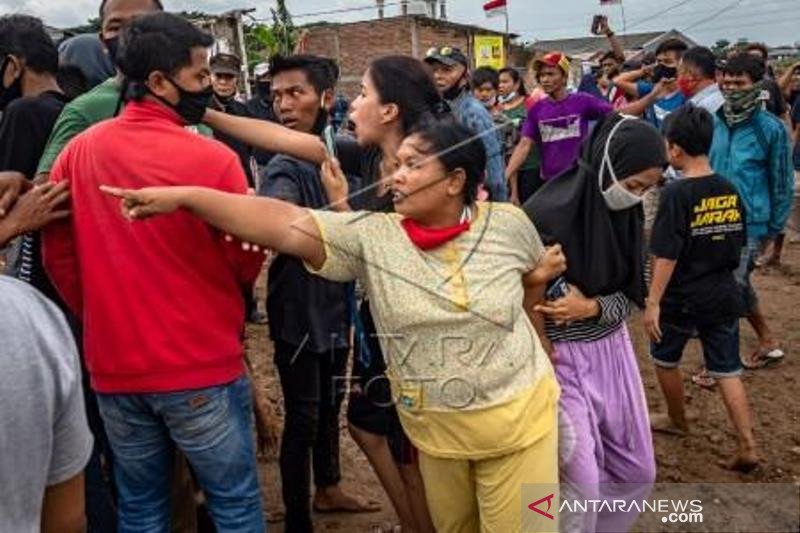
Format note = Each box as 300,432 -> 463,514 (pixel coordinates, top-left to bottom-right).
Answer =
506,52 -> 613,202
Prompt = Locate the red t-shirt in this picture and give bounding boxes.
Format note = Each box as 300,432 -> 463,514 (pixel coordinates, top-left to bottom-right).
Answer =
44,100 -> 264,393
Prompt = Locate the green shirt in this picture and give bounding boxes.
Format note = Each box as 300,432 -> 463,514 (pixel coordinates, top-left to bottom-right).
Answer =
37,78 -> 212,175
503,102 -> 540,172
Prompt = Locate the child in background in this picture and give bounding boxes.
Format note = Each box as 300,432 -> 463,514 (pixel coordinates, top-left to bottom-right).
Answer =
645,105 -> 759,472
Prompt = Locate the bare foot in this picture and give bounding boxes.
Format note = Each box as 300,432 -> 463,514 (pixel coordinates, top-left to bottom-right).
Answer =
650,413 -> 689,436
719,450 -> 759,473
313,485 -> 381,514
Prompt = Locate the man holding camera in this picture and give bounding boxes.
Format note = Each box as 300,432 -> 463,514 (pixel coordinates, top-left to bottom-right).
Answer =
614,38 -> 689,127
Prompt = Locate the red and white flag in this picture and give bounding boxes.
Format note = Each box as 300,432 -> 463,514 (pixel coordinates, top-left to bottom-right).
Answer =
483,0 -> 507,18
599,0 -> 622,4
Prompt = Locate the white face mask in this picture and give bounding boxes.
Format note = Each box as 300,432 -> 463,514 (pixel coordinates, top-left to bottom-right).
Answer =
599,116 -> 646,211
498,91 -> 517,104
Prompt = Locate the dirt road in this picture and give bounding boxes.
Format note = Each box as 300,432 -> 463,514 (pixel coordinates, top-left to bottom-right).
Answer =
249,244 -> 800,532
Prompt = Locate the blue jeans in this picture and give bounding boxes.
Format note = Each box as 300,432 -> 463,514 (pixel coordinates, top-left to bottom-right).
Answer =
97,376 -> 264,533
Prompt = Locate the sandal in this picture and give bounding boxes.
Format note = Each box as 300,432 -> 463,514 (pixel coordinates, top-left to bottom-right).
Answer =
691,369 -> 717,389
741,347 -> 785,370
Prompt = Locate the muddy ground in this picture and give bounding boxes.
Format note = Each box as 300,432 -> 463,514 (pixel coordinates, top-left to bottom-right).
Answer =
248,244 -> 800,532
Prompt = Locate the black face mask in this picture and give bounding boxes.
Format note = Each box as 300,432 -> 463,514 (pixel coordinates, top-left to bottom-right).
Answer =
102,36 -> 121,67
652,64 -> 678,84
150,77 -> 214,125
256,81 -> 271,100
0,56 -> 23,111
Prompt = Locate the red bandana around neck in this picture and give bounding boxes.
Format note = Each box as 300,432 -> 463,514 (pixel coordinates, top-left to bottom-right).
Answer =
401,207 -> 472,250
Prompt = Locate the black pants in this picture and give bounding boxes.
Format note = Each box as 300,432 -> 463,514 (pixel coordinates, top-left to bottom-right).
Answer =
274,340 -> 349,533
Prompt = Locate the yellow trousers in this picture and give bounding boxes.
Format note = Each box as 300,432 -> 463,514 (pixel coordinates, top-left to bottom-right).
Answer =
418,426 -> 558,533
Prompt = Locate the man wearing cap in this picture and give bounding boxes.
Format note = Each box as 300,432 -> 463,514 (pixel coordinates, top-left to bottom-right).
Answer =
210,53 -> 267,326
246,62 -> 278,169
210,52 -> 256,186
424,46 -> 507,201
506,52 -> 613,202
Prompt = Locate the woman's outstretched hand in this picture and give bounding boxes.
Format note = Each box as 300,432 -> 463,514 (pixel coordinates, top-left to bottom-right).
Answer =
100,185 -> 184,220
320,157 -> 350,212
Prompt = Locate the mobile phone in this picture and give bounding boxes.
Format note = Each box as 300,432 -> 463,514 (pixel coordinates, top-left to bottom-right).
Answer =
591,15 -> 605,36
652,64 -> 678,83
322,124 -> 337,158
545,276 -> 569,301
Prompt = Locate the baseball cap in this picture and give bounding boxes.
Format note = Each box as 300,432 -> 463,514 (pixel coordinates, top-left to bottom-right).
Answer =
253,62 -> 270,78
424,46 -> 468,68
210,53 -> 242,76
534,52 -> 570,76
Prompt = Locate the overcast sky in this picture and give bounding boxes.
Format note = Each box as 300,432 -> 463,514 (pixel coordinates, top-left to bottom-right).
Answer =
1,0 -> 798,46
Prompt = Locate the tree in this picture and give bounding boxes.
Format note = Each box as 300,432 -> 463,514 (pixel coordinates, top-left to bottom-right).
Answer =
244,23 -> 277,70
64,17 -> 101,35
270,0 -> 297,56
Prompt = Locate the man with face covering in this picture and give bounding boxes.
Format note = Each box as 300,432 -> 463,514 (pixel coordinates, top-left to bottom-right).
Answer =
524,113 -> 667,533
424,46 -> 507,201
0,15 -> 70,289
42,13 -> 266,531
210,53 -> 256,186
709,53 -> 793,370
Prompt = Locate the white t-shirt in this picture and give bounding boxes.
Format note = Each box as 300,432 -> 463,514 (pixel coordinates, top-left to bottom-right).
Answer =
0,276 -> 92,532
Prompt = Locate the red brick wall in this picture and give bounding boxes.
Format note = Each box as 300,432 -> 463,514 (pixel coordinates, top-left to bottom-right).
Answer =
304,18 -> 508,99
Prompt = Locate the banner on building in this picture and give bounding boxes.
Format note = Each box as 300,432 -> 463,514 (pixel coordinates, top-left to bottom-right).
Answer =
474,35 -> 505,69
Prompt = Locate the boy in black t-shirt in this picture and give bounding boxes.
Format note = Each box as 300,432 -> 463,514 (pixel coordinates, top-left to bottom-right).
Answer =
645,105 -> 758,472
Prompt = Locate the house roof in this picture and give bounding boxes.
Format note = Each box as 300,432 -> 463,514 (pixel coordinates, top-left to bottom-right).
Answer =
532,29 -> 695,57
302,14 -> 518,39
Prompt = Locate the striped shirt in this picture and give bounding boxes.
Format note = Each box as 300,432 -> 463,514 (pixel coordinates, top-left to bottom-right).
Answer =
545,291 -> 632,342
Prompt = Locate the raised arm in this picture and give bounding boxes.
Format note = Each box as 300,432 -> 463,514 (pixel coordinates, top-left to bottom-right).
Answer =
599,18 -> 625,62
101,185 -> 327,269
203,109 -> 328,164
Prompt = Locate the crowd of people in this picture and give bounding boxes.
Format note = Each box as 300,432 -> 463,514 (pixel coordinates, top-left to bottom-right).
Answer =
0,1 -> 797,532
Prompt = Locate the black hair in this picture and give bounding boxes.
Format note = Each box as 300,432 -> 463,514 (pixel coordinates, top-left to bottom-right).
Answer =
410,118 -> 486,204
118,12 -> 214,97
662,105 -> 713,157
0,14 -> 58,75
471,66 -> 499,89
100,0 -> 164,23
57,64 -> 90,101
367,55 -> 448,135
722,53 -> 764,83
681,46 -> 716,80
269,54 -> 339,96
498,67 -> 527,95
744,42 -> 769,61
655,38 -> 688,58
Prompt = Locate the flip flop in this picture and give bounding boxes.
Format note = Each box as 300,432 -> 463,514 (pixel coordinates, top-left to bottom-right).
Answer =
691,369 -> 717,390
742,347 -> 785,370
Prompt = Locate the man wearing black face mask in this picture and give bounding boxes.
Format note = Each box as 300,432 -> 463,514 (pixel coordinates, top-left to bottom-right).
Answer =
246,62 -> 278,168
424,46 -> 507,201
0,13 -> 71,317
36,0 -> 168,182
0,15 -> 66,182
614,38 -> 689,128
42,13 -> 266,530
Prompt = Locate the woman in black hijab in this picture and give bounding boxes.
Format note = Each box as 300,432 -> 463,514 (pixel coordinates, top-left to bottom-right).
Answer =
524,113 -> 667,533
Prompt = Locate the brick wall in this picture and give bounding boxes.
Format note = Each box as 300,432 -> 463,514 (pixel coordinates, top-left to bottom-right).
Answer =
304,17 -> 509,99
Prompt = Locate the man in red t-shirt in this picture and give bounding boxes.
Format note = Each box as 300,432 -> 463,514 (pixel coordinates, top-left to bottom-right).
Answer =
43,13 -> 266,531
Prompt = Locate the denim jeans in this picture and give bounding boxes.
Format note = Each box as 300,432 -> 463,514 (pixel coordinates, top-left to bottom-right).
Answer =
274,340 -> 348,533
97,376 -> 264,533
